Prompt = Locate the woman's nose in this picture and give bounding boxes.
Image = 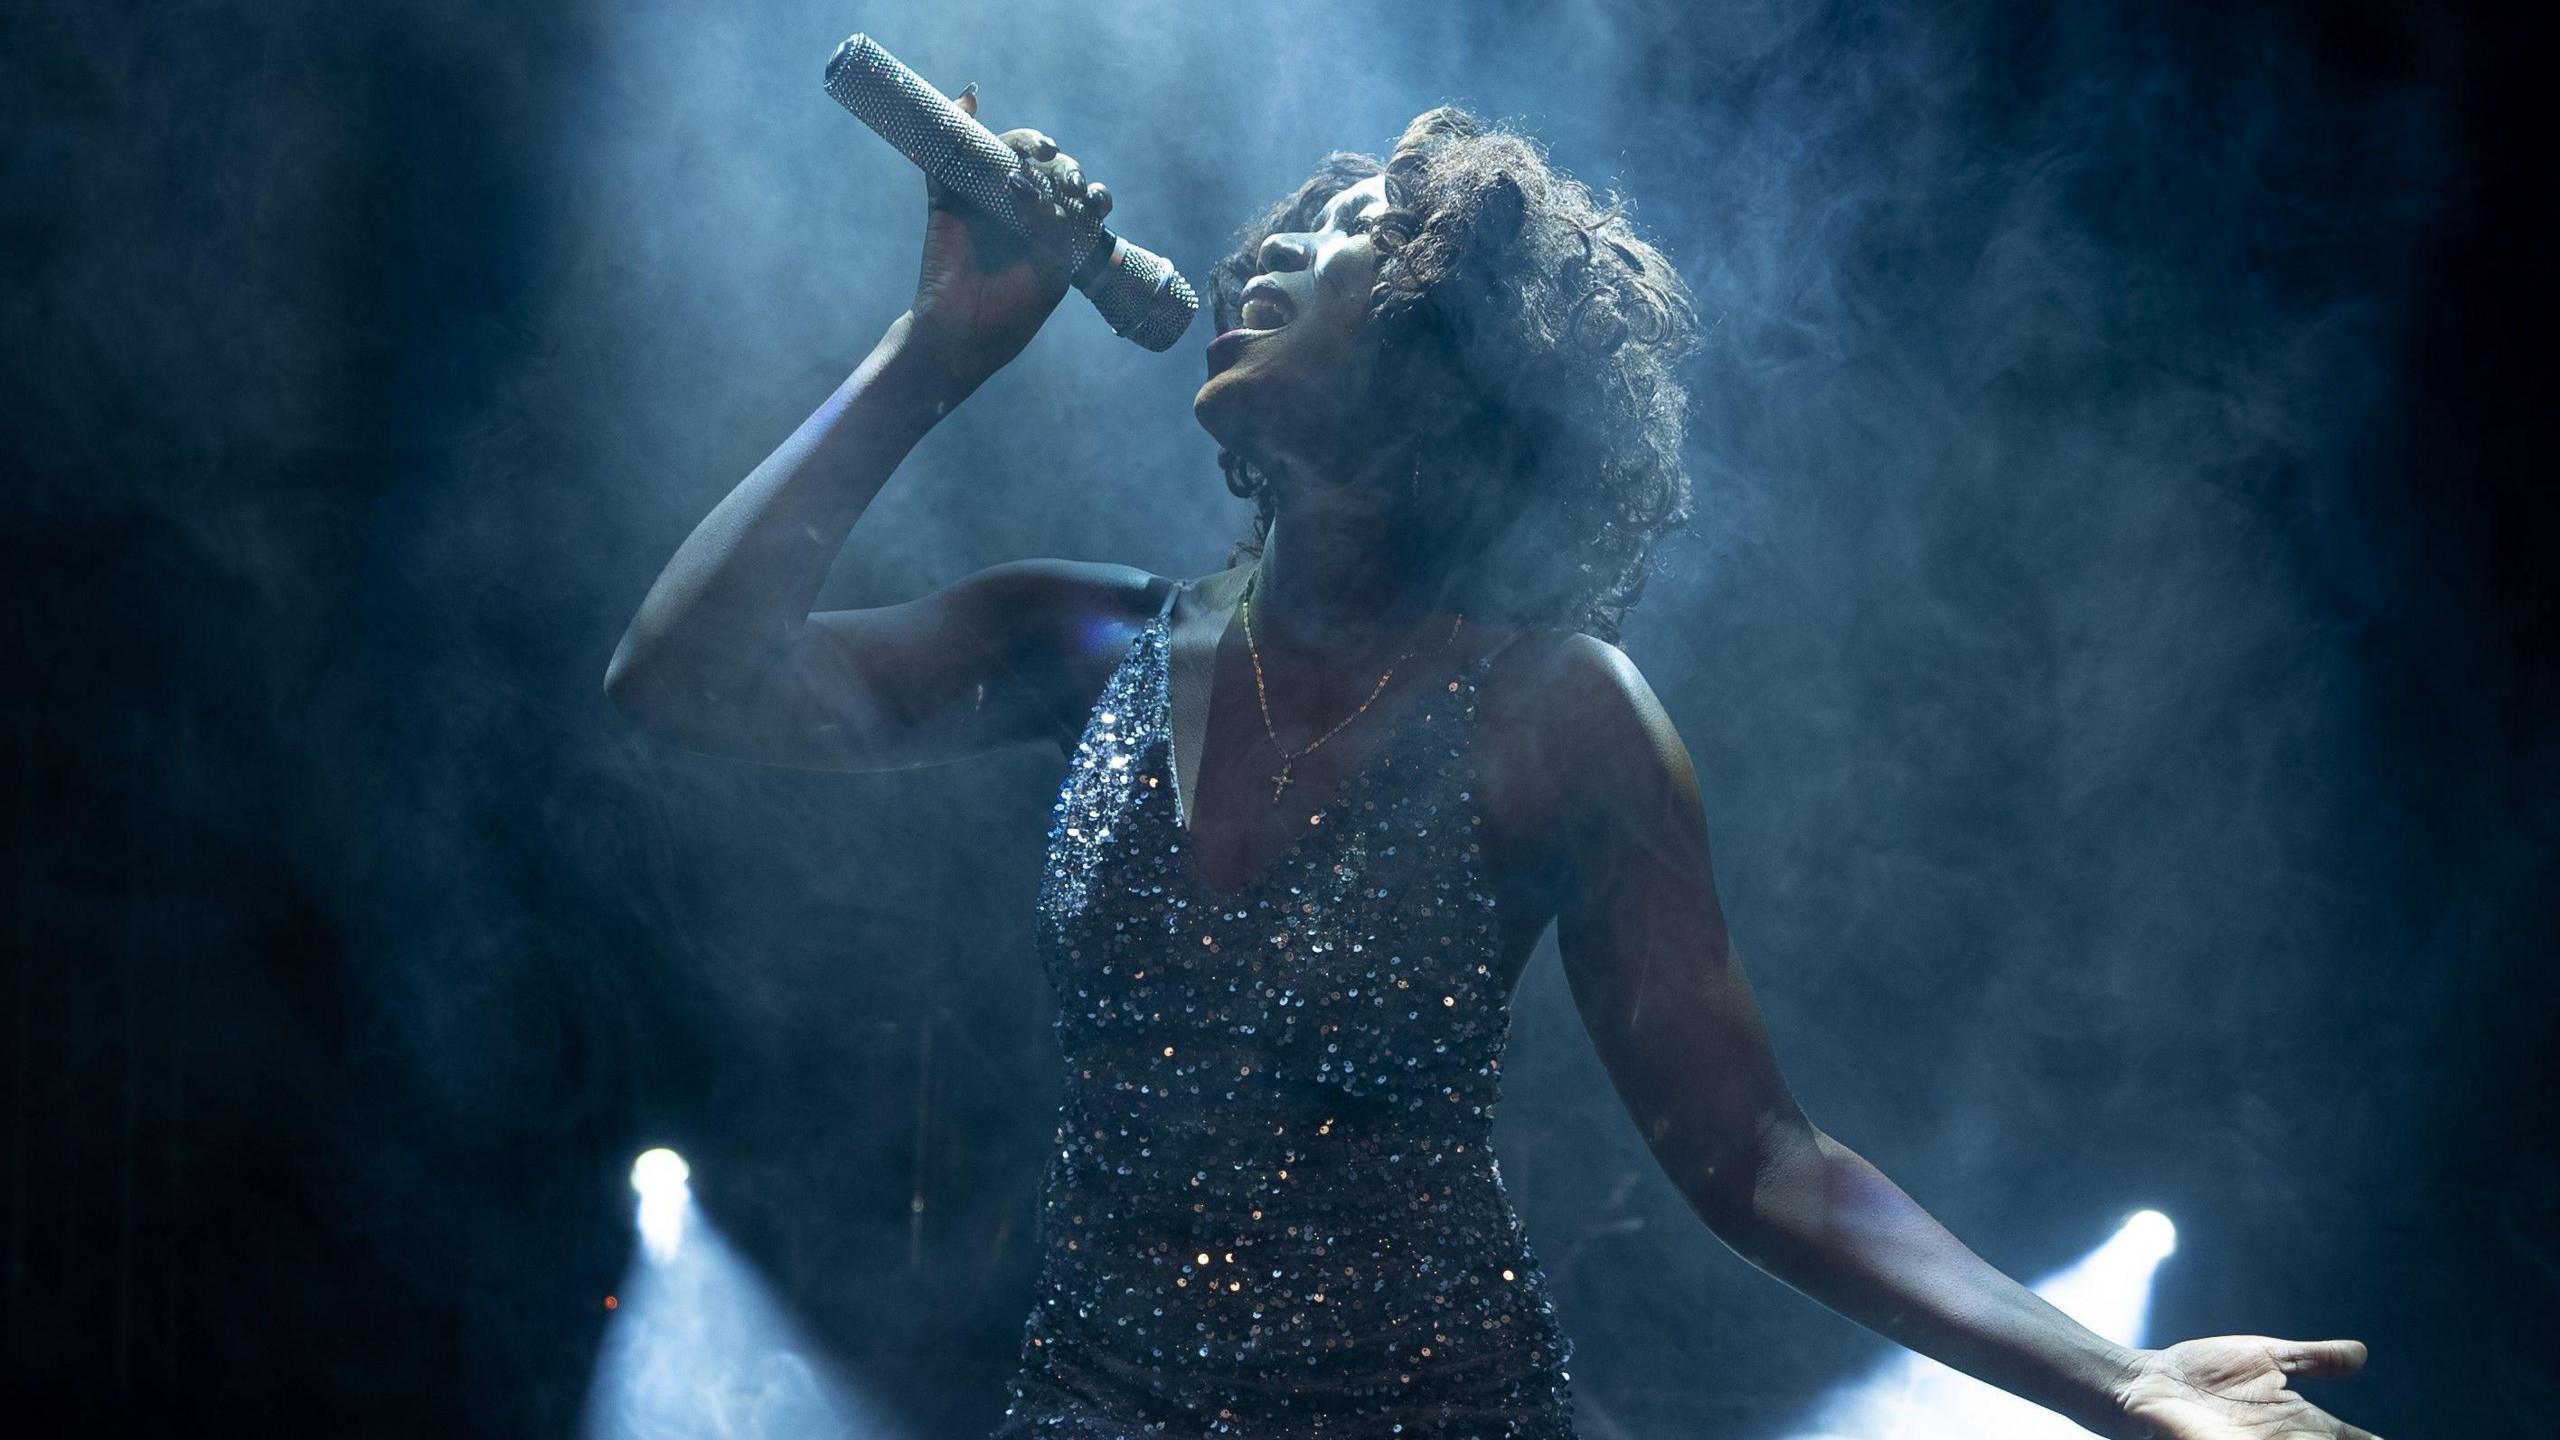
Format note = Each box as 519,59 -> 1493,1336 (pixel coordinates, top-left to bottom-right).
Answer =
1256,230 -> 1313,273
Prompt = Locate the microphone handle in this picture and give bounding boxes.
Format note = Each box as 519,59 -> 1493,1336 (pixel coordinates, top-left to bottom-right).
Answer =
824,34 -> 1198,352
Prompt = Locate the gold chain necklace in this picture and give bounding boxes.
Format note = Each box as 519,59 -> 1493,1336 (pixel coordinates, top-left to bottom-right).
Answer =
1238,567 -> 1465,805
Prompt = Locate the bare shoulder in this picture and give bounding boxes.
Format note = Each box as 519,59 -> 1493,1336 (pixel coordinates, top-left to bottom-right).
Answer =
1475,627 -> 1702,847
1480,627 -> 1682,753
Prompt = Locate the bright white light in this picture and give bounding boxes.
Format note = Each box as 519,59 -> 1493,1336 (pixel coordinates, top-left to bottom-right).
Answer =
631,1149 -> 690,1262
631,1147 -> 690,1196
1785,1209 -> 2179,1440
2120,1209 -> 2176,1260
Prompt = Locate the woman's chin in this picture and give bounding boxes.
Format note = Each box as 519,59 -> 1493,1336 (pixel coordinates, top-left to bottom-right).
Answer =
1191,366 -> 1258,442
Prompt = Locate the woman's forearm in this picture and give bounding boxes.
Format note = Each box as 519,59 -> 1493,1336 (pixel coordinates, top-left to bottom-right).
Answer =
603,310 -> 981,727
1719,1123 -> 2146,1439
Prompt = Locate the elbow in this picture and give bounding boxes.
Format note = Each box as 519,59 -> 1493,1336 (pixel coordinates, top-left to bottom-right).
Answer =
1688,1170 -> 1788,1272
1671,1146 -> 1775,1244
602,632 -> 768,756
602,632 -> 697,735
1693,1114 -> 1830,1252
601,634 -> 654,719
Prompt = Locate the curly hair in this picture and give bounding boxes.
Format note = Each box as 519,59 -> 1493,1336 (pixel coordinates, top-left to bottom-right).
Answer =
1209,107 -> 1699,644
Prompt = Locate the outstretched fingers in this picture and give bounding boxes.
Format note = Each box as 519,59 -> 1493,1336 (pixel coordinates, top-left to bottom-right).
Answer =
2275,1339 -> 2379,1440
2274,1338 -> 2369,1380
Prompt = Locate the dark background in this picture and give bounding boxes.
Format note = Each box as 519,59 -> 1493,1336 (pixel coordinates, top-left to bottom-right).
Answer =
5,0 -> 2553,1434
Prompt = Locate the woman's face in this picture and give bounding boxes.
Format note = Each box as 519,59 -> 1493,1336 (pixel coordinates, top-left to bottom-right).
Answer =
1192,172 -> 1399,479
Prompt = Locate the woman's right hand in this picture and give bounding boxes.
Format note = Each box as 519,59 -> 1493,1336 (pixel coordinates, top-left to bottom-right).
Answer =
908,84 -> 1114,389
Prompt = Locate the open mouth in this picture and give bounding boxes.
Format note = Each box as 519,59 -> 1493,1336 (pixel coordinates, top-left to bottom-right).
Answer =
1238,277 -> 1296,332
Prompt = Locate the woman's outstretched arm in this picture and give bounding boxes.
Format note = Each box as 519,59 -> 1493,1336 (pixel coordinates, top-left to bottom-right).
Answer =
605,89 -> 1146,771
1534,634 -> 2379,1440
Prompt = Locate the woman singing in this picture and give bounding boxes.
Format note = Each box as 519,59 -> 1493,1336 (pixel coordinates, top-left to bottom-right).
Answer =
604,92 -> 2378,1440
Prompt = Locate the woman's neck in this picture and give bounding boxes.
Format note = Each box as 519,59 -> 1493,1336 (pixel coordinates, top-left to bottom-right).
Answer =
1250,489 -> 1457,661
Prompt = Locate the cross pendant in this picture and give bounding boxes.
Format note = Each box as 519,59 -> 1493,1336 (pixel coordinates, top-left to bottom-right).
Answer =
1269,765 -> 1295,804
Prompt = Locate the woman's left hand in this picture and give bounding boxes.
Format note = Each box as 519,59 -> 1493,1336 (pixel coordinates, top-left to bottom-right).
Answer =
2114,1335 -> 2380,1439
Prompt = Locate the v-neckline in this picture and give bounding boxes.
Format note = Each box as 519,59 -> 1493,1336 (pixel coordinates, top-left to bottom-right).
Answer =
1159,606 -> 1472,904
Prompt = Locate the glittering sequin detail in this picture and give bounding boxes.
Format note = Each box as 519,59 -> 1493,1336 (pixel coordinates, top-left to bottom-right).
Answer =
1001,612 -> 1576,1439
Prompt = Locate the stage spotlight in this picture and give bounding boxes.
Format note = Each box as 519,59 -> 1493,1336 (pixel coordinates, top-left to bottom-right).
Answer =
582,1146 -> 907,1439
631,1148 -> 690,1263
631,1147 -> 689,1194
2121,1209 -> 2176,1259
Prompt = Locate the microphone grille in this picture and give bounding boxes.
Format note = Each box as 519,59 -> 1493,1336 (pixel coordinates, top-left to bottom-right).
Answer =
1079,240 -> 1200,352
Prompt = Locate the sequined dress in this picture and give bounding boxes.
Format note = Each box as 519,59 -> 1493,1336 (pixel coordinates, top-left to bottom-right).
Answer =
993,587 -> 1578,1438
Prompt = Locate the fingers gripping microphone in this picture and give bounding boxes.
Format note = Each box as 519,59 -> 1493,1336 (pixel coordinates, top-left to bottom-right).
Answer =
825,34 -> 1199,352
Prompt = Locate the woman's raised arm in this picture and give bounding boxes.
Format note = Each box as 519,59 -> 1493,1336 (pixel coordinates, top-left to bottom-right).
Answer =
604,87 -> 1138,771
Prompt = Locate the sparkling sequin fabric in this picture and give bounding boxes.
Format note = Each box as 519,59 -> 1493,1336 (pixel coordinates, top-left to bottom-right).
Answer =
993,604 -> 1577,1439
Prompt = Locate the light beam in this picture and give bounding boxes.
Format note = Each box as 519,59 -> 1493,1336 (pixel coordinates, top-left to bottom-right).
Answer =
582,1150 -> 912,1440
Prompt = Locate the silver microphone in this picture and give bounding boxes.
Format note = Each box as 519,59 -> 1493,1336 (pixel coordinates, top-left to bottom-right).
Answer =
823,34 -> 1199,352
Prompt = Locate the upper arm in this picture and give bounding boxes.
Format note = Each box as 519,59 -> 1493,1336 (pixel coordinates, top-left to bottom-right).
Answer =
692,557 -> 1164,772
1544,637 -> 1810,1224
